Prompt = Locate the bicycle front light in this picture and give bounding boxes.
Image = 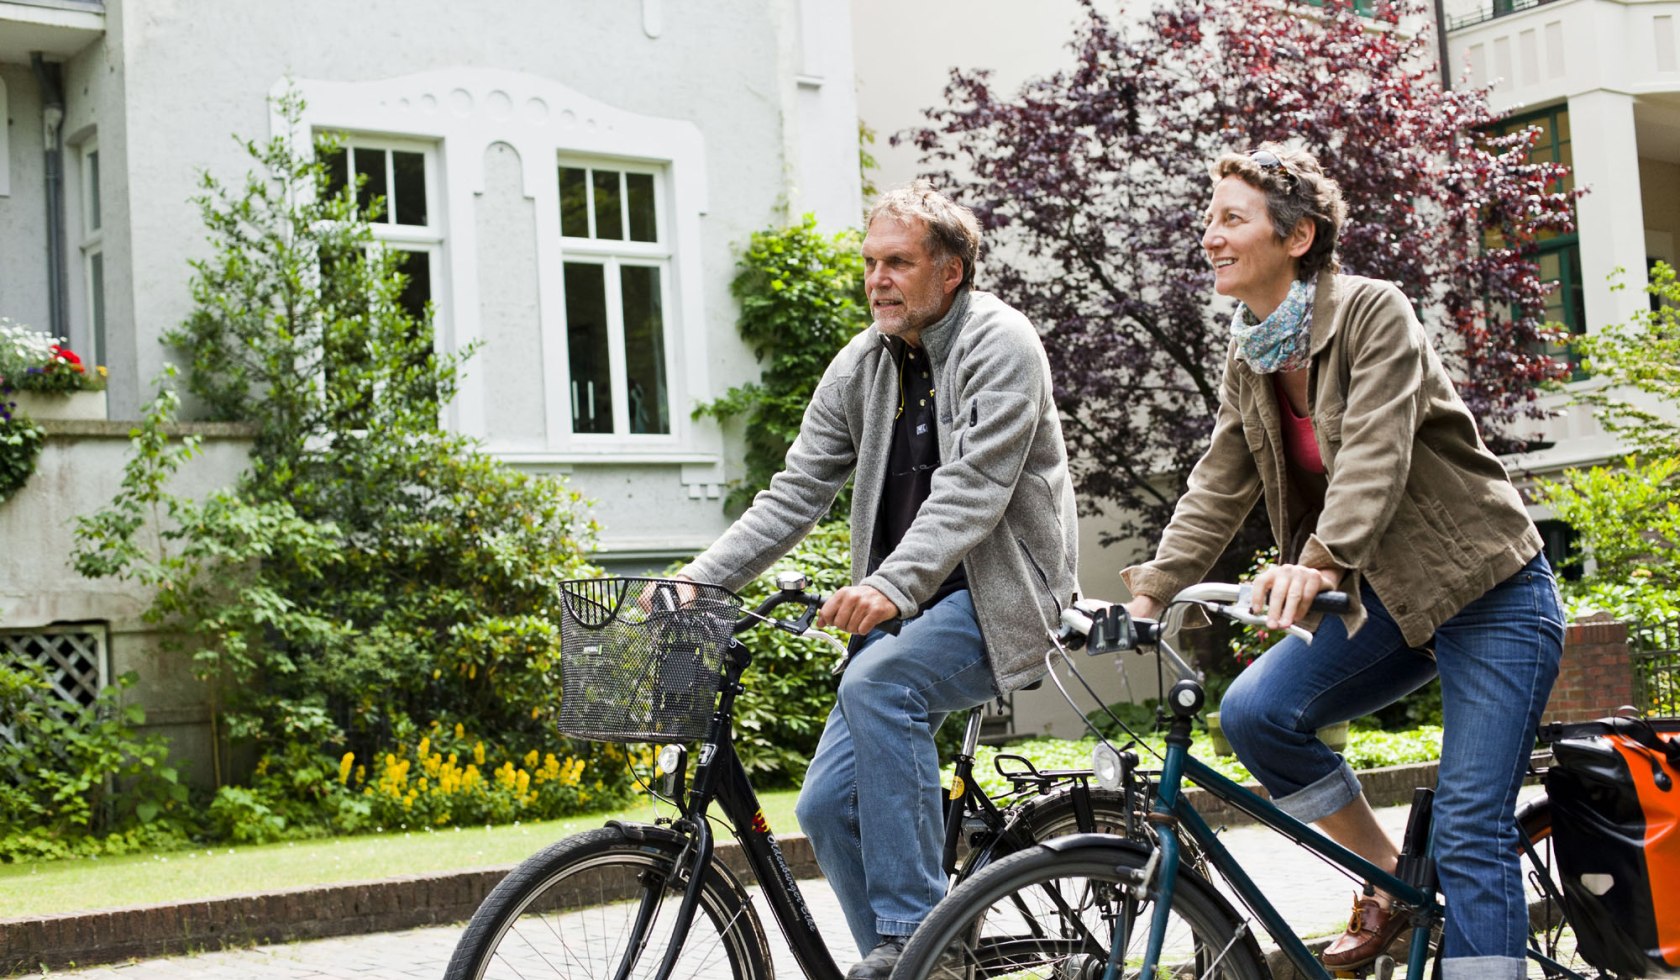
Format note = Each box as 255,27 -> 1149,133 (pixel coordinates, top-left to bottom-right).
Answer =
1092,742 -> 1128,790
657,743 -> 687,796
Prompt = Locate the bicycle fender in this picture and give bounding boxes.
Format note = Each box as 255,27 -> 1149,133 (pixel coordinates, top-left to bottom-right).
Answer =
1037,833 -> 1153,857
604,819 -> 672,843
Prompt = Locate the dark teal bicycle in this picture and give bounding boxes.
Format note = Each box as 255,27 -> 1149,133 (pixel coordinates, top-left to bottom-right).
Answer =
890,583 -> 1600,980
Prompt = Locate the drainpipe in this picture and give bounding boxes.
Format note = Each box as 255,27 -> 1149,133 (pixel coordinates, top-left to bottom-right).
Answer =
1434,0 -> 1454,91
31,53 -> 70,341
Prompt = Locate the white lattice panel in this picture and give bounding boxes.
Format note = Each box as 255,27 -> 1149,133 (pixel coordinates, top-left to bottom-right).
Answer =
1,627 -> 108,709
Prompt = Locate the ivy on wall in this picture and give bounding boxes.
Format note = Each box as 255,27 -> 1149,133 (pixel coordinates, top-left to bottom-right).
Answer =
694,214 -> 866,512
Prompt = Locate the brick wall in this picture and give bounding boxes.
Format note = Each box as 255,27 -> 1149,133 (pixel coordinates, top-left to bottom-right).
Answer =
1542,615 -> 1636,724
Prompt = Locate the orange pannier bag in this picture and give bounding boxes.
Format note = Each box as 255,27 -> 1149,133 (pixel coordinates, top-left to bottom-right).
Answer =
1544,716 -> 1680,978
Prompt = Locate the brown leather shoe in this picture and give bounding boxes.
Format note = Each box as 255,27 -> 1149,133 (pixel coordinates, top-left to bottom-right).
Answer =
1321,893 -> 1407,969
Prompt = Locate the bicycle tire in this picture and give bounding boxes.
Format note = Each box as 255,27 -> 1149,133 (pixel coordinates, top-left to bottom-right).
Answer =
894,838 -> 1267,980
444,825 -> 774,980
1518,793 -> 1623,980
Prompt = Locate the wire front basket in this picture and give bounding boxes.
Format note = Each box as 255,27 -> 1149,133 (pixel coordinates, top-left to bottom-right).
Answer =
557,577 -> 743,743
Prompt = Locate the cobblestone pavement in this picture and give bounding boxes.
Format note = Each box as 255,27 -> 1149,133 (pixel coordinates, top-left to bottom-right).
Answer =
14,799 -> 1500,979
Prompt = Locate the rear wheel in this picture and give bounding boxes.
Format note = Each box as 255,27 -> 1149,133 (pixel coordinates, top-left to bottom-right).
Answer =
897,840 -> 1267,980
965,784 -> 1208,881
444,826 -> 772,980
1518,793 -> 1613,979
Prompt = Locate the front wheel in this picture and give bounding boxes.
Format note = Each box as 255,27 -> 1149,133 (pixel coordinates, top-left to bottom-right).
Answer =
895,839 -> 1268,980
444,825 -> 773,980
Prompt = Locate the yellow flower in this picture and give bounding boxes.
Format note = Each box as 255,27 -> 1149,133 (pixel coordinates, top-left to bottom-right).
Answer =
338,752 -> 355,785
454,722 -> 465,740
418,737 -> 431,759
473,742 -> 486,766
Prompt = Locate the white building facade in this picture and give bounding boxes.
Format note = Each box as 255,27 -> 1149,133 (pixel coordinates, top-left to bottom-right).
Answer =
1,0 -> 862,780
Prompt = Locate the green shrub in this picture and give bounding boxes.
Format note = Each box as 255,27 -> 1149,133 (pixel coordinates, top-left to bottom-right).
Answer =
0,660 -> 192,862
72,89 -> 608,846
0,415 -> 45,504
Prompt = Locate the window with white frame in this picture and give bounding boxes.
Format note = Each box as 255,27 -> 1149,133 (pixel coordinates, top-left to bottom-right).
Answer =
322,138 -> 442,325
558,162 -> 672,436
78,140 -> 106,367
320,138 -> 443,422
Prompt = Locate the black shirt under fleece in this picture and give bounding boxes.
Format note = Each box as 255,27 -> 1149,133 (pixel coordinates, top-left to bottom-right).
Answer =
872,337 -> 967,607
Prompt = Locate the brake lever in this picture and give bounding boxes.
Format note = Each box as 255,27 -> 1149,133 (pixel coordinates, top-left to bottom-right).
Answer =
1219,594 -> 1313,644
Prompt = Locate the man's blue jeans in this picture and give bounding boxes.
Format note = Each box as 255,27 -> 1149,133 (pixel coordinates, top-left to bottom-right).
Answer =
795,589 -> 997,956
1219,551 -> 1563,980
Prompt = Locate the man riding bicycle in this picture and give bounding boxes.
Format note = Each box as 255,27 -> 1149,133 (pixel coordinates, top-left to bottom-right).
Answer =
681,181 -> 1079,980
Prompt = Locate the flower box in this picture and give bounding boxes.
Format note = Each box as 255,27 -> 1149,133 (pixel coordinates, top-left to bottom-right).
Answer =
9,388 -> 109,422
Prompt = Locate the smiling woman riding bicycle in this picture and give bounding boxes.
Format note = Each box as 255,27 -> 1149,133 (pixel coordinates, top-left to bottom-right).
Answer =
1120,143 -> 1565,979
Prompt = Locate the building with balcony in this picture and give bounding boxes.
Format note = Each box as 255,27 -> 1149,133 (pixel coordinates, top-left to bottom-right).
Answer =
1443,0 -> 1680,480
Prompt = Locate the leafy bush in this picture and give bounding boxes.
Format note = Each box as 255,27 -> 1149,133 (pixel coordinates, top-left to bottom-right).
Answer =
72,90 -> 608,844
723,521 -> 853,783
0,415 -> 45,504
1541,263 -> 1680,635
0,660 -> 191,862
695,215 -> 865,512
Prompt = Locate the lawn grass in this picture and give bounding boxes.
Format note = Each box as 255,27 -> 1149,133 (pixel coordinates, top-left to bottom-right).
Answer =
0,789 -> 803,918
0,726 -> 1443,919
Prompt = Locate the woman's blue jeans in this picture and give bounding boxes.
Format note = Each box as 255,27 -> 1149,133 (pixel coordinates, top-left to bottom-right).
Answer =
794,589 -> 997,956
1219,551 -> 1563,980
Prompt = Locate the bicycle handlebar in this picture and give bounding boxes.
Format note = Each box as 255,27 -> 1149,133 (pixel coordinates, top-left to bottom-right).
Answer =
1057,583 -> 1352,683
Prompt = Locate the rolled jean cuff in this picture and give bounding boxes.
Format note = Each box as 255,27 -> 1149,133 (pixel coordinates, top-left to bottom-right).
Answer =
1270,759 -> 1362,824
1441,955 -> 1525,980
876,917 -> 922,941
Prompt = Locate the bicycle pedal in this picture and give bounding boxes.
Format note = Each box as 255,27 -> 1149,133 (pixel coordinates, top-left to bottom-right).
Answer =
1372,954 -> 1396,980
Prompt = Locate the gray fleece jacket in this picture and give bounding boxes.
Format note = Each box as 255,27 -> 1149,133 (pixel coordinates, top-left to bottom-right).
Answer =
683,288 -> 1080,693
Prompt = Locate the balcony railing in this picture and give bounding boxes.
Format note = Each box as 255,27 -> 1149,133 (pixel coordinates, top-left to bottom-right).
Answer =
1445,0 -> 1565,31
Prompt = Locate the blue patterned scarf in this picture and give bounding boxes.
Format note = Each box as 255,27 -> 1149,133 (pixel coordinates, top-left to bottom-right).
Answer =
1231,276 -> 1315,374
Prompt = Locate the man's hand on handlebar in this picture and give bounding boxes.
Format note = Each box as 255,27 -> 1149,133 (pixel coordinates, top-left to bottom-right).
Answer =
1248,563 -> 1341,631
648,573 -> 702,613
819,585 -> 899,635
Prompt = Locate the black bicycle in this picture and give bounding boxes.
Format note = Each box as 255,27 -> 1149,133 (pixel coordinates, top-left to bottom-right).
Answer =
443,573 -> 1171,980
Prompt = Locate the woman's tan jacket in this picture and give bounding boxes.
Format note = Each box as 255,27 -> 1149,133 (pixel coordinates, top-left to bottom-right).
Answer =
1122,273 -> 1541,647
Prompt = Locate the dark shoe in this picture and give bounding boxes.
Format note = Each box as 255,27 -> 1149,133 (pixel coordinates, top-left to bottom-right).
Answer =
1321,893 -> 1407,969
847,937 -> 907,980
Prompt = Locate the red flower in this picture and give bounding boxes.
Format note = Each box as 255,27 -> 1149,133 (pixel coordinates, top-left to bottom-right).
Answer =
49,344 -> 86,373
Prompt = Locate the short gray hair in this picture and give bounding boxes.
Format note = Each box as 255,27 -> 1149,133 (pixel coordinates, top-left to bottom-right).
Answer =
1209,143 -> 1347,280
866,180 -> 983,289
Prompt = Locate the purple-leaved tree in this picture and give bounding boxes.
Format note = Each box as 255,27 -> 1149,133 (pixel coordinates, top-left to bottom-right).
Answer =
907,0 -> 1578,565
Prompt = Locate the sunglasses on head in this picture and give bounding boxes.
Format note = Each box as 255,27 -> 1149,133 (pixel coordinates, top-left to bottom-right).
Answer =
1249,149 -> 1299,190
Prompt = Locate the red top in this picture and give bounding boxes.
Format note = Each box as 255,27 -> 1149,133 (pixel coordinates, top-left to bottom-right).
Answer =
1273,374 -> 1325,475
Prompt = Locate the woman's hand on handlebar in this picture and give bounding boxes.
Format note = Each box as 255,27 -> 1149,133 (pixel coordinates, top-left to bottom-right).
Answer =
1123,596 -> 1165,622
1249,563 -> 1341,631
819,584 -> 900,635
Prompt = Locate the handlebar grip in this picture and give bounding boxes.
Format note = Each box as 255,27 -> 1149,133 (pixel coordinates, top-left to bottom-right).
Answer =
876,617 -> 904,636
1311,591 -> 1353,614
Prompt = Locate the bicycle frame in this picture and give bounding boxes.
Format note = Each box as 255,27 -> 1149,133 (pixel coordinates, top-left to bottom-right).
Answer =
1107,652 -> 1597,980
1134,714 -> 1438,980
642,632 -> 846,980
631,608 -> 1095,980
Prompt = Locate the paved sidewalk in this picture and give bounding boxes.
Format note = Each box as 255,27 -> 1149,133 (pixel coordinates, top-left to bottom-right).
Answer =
12,800 -> 1446,980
